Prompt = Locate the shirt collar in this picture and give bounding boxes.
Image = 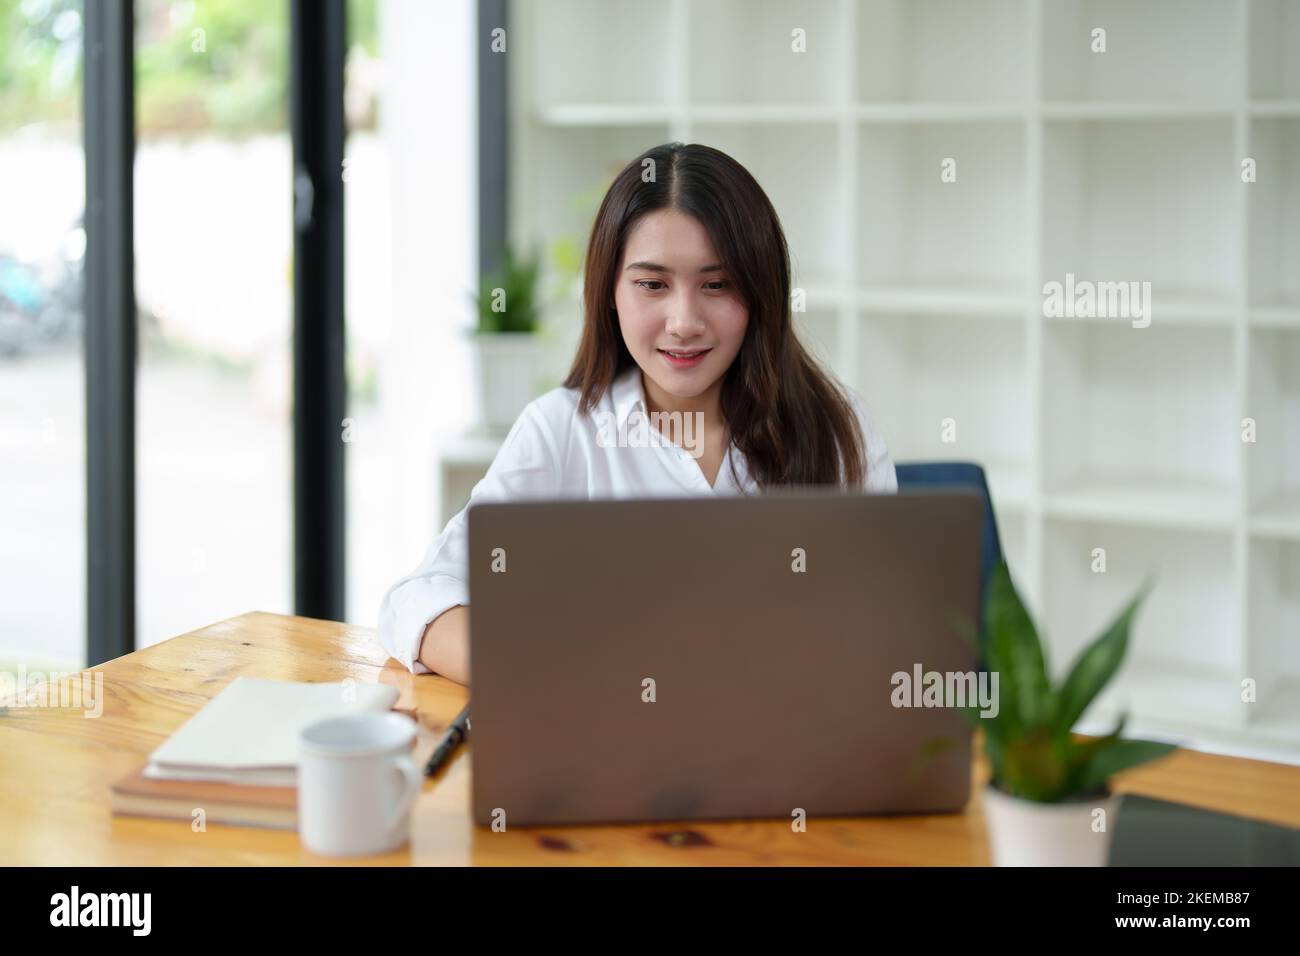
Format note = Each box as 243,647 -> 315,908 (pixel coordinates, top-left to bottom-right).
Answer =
606,364 -> 754,492
609,364 -> 647,429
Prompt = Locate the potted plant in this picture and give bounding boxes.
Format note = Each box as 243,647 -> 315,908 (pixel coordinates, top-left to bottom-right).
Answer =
962,561 -> 1177,866
469,243 -> 547,434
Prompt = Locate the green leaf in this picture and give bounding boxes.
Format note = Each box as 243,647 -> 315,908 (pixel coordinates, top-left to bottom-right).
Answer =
973,564 -> 1171,802
1064,715 -> 1127,794
474,243 -> 544,334
1054,577 -> 1153,736
1073,737 -> 1178,796
999,727 -> 1070,802
983,561 -> 1051,733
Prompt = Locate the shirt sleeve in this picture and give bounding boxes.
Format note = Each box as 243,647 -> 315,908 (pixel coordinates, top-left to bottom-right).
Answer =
845,386 -> 898,493
376,399 -> 563,674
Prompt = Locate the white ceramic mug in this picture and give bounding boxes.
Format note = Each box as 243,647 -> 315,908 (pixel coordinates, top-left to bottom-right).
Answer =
298,712 -> 422,857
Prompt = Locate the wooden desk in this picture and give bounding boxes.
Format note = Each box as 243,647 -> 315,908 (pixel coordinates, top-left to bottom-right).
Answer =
2,612 -> 1298,865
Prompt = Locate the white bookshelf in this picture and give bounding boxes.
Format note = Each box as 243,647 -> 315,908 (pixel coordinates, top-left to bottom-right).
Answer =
501,0 -> 1300,759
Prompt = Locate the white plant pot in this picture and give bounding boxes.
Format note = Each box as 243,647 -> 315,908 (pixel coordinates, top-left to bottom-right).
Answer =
982,785 -> 1122,867
470,332 -> 545,434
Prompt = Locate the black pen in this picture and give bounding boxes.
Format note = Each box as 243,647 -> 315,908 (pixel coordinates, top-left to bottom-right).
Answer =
424,703 -> 471,777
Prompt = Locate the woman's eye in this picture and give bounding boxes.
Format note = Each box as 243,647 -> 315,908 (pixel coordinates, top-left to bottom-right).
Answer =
633,278 -> 728,292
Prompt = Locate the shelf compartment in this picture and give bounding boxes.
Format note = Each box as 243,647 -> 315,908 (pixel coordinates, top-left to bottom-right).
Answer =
1247,329 -> 1300,538
1042,0 -> 1237,103
535,105 -> 676,126
859,312 -> 1030,512
1250,101 -> 1300,118
1042,322 -> 1238,527
1043,519 -> 1245,729
854,103 -> 1026,122
1242,680 -> 1300,749
855,282 -> 1024,318
693,122 -> 844,290
793,309 -> 840,369
528,0 -> 672,109
1248,119 -> 1300,313
1251,491 -> 1300,540
1041,102 -> 1234,120
1250,0 -> 1300,101
1248,538 -> 1300,723
1042,119 -> 1238,308
1044,475 -> 1237,532
689,0 -> 844,106
1042,289 -> 1236,328
858,121 -> 1027,291
1250,306 -> 1300,330
525,123 -> 670,257
1072,666 -> 1254,741
856,0 -> 1028,103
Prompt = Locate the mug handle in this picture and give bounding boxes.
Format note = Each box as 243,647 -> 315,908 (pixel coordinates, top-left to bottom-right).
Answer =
386,754 -> 423,846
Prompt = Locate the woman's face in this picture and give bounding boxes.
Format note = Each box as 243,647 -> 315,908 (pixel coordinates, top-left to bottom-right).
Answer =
614,208 -> 748,409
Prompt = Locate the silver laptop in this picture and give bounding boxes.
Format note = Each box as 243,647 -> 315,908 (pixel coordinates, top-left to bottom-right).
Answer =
467,489 -> 984,828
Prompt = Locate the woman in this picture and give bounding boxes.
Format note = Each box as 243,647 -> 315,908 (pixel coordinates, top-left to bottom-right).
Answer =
378,142 -> 897,685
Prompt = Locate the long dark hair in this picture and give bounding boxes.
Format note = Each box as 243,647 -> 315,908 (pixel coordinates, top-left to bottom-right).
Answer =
562,142 -> 866,488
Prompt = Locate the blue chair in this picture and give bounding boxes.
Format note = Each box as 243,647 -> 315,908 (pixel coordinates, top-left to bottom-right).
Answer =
895,461 -> 1004,656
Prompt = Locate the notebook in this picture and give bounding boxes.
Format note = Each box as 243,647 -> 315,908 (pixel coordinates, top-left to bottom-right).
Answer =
111,768 -> 299,830
113,699 -> 444,830
143,676 -> 400,787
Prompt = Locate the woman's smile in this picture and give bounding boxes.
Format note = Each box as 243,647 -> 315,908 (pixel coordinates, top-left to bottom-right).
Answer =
657,347 -> 712,370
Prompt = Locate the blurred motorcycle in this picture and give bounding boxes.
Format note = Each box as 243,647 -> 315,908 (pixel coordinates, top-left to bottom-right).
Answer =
0,221 -> 84,357
0,216 -> 162,358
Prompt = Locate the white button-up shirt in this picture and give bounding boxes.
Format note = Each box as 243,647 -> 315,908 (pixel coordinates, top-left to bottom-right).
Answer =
377,365 -> 898,673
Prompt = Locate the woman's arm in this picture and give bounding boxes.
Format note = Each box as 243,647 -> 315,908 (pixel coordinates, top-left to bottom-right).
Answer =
377,395 -> 566,677
417,605 -> 470,685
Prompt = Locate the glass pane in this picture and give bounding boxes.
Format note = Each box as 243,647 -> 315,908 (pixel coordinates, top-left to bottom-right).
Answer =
0,0 -> 86,671
135,0 -> 292,647
344,0 -> 478,626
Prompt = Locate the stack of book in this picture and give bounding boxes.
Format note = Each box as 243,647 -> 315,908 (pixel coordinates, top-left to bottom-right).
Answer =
110,676 -> 401,830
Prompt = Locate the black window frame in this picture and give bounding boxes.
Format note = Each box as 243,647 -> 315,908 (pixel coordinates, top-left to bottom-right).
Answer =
81,0 -> 351,663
